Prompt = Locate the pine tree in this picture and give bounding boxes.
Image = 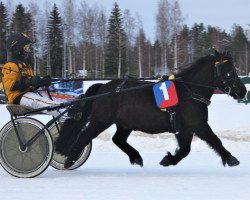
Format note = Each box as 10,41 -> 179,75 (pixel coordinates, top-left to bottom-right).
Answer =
10,4 -> 32,35
105,2 -> 127,78
0,2 -> 8,63
46,4 -> 63,78
10,4 -> 34,65
152,40 -> 162,76
230,25 -> 249,75
190,23 -> 207,61
177,25 -> 191,65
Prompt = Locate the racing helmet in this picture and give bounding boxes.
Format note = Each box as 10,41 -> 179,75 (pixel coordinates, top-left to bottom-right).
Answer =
7,33 -> 33,61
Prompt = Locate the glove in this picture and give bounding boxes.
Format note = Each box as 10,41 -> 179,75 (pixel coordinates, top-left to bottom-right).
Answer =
40,75 -> 52,87
30,76 -> 42,88
29,75 -> 51,88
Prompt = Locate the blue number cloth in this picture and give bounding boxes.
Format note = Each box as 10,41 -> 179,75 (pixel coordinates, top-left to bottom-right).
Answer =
153,81 -> 178,109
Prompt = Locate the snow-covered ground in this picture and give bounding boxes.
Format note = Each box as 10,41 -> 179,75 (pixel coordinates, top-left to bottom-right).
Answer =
0,94 -> 250,200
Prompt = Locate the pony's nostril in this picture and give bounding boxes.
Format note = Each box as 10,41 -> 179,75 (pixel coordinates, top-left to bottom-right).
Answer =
235,87 -> 247,99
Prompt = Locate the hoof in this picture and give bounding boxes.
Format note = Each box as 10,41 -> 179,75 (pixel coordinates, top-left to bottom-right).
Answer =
227,156 -> 240,167
159,152 -> 173,167
131,158 -> 143,167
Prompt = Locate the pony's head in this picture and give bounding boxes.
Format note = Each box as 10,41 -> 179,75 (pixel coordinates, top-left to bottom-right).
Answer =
214,50 -> 246,99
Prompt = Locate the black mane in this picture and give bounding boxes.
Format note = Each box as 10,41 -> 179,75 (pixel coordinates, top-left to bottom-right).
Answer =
172,55 -> 214,77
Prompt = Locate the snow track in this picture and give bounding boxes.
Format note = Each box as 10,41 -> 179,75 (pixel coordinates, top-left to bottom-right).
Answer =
0,94 -> 250,199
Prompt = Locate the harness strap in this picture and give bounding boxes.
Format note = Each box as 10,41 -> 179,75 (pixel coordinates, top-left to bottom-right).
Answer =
114,75 -> 130,92
191,93 -> 211,106
173,79 -> 212,106
167,108 -> 178,133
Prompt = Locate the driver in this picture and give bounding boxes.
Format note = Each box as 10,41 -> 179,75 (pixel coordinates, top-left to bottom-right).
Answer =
1,32 -> 67,117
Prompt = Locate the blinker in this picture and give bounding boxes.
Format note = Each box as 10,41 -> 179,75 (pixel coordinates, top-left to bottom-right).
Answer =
215,60 -> 228,77
23,44 -> 32,53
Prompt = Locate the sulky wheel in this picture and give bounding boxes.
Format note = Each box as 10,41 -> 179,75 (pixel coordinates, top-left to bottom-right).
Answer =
0,117 -> 54,178
49,121 -> 92,170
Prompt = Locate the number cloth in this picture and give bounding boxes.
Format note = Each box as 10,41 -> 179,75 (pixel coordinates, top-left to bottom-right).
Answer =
153,80 -> 178,109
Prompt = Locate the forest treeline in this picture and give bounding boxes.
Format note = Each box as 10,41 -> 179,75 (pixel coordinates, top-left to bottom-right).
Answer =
0,0 -> 249,78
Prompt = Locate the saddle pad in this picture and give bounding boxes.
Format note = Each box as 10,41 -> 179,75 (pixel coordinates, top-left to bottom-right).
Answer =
153,81 -> 178,109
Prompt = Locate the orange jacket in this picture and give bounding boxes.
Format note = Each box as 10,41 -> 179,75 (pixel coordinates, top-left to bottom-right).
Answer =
1,62 -> 34,104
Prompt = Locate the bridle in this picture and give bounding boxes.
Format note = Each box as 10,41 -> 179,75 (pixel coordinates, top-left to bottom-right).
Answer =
174,57 -> 240,106
214,59 -> 239,96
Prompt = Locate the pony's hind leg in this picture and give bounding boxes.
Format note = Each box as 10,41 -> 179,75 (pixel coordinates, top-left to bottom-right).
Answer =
160,130 -> 193,166
193,122 -> 239,167
64,121 -> 111,169
112,124 -> 143,167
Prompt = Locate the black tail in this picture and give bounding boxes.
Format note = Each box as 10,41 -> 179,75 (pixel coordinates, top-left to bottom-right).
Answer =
55,83 -> 103,156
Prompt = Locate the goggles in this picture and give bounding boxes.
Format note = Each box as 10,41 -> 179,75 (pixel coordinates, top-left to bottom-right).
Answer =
23,44 -> 32,53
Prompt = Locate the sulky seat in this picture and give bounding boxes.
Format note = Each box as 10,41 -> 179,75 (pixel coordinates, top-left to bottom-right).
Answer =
6,104 -> 35,116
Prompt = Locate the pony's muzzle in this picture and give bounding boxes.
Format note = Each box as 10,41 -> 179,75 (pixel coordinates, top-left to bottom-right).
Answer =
232,83 -> 247,99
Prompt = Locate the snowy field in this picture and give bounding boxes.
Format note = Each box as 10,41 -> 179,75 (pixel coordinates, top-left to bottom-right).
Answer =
0,94 -> 250,200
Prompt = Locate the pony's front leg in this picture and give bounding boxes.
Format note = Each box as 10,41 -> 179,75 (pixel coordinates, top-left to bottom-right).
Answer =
160,131 -> 193,166
112,125 -> 143,167
192,122 -> 239,167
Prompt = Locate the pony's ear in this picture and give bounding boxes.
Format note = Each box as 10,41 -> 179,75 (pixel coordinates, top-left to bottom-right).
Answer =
214,49 -> 220,59
226,51 -> 231,56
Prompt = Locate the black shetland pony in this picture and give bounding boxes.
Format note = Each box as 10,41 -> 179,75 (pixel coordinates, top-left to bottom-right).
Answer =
56,50 -> 246,169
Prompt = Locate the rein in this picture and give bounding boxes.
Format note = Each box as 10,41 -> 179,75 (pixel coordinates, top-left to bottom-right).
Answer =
26,76 -> 211,116
3,58 -> 234,112
50,76 -> 157,85
21,80 -> 162,115
26,76 -> 215,115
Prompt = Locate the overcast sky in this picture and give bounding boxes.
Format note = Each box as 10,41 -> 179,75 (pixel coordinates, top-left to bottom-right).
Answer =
85,0 -> 250,40
5,0 -> 250,40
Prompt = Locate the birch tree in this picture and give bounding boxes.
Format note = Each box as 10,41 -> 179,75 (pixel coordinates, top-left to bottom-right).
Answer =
136,28 -> 147,77
78,1 -> 97,77
27,1 -> 40,74
171,0 -> 182,69
77,0 -> 88,74
62,0 -> 75,76
43,0 -> 53,76
95,7 -> 107,78
123,9 -> 137,75
156,0 -> 171,75
134,13 -> 144,77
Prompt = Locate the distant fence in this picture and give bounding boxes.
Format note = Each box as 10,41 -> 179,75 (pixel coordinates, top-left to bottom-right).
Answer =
238,77 -> 250,104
